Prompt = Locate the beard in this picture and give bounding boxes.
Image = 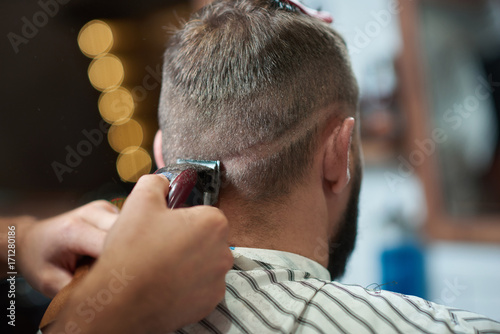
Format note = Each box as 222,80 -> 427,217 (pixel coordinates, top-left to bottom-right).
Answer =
327,161 -> 362,280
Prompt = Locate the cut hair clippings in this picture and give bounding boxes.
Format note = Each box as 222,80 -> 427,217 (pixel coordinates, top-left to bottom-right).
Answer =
270,0 -> 333,23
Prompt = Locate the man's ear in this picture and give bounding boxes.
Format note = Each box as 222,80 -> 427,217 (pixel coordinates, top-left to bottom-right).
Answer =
153,130 -> 166,168
323,117 -> 355,194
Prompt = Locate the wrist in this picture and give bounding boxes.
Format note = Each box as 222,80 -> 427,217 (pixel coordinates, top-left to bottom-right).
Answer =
0,216 -> 36,274
14,215 -> 37,249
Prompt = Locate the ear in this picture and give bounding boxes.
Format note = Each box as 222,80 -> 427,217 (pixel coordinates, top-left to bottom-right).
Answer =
323,117 -> 355,194
153,130 -> 166,168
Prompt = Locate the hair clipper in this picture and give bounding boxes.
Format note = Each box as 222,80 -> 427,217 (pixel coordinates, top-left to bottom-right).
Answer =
154,159 -> 221,208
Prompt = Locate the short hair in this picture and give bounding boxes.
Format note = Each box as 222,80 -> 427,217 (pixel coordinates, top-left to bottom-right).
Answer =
159,0 -> 358,202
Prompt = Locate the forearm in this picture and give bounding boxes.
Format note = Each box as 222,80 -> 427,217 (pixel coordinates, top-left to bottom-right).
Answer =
0,216 -> 36,279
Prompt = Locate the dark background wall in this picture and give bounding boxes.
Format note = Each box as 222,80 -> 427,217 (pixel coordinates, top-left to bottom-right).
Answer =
0,0 -> 191,218
0,3 -> 192,330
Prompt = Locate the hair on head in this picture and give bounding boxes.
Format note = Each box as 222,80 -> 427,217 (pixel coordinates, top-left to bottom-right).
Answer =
159,0 -> 358,201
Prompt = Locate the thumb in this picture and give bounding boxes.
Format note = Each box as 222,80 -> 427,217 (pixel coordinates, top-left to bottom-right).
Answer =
67,224 -> 107,259
175,206 -> 229,235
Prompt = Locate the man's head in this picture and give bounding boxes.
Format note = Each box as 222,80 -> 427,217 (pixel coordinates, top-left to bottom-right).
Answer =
155,0 -> 361,279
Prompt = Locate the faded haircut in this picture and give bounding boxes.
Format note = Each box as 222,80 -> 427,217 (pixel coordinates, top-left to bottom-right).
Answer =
159,0 -> 359,201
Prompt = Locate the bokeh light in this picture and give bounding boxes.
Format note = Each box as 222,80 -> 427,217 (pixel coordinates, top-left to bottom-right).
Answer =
107,119 -> 144,153
88,54 -> 124,91
116,147 -> 152,182
78,20 -> 114,58
78,18 -> 149,184
98,87 -> 134,124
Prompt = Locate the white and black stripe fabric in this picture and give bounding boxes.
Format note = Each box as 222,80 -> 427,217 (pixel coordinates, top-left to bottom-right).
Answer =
175,247 -> 500,334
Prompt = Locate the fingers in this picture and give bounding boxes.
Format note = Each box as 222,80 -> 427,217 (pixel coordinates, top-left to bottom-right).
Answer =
40,267 -> 73,298
175,205 -> 233,271
177,205 -> 228,229
77,200 -> 119,231
65,221 -> 107,259
123,175 -> 171,212
184,207 -> 229,243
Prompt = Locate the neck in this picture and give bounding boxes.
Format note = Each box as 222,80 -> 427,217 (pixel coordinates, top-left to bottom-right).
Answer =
219,184 -> 332,267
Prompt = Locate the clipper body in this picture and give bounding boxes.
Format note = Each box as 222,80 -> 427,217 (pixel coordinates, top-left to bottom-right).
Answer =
155,159 -> 221,208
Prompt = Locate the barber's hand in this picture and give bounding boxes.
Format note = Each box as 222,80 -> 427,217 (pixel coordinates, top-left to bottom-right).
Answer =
54,175 -> 233,333
16,201 -> 119,297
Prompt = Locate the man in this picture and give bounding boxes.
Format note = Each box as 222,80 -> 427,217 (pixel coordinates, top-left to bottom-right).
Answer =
152,0 -> 500,332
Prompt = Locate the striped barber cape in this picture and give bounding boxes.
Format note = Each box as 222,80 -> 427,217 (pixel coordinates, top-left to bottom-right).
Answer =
175,247 -> 500,334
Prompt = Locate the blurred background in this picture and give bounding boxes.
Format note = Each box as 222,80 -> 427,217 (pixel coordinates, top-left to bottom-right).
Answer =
1,0 -> 500,332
